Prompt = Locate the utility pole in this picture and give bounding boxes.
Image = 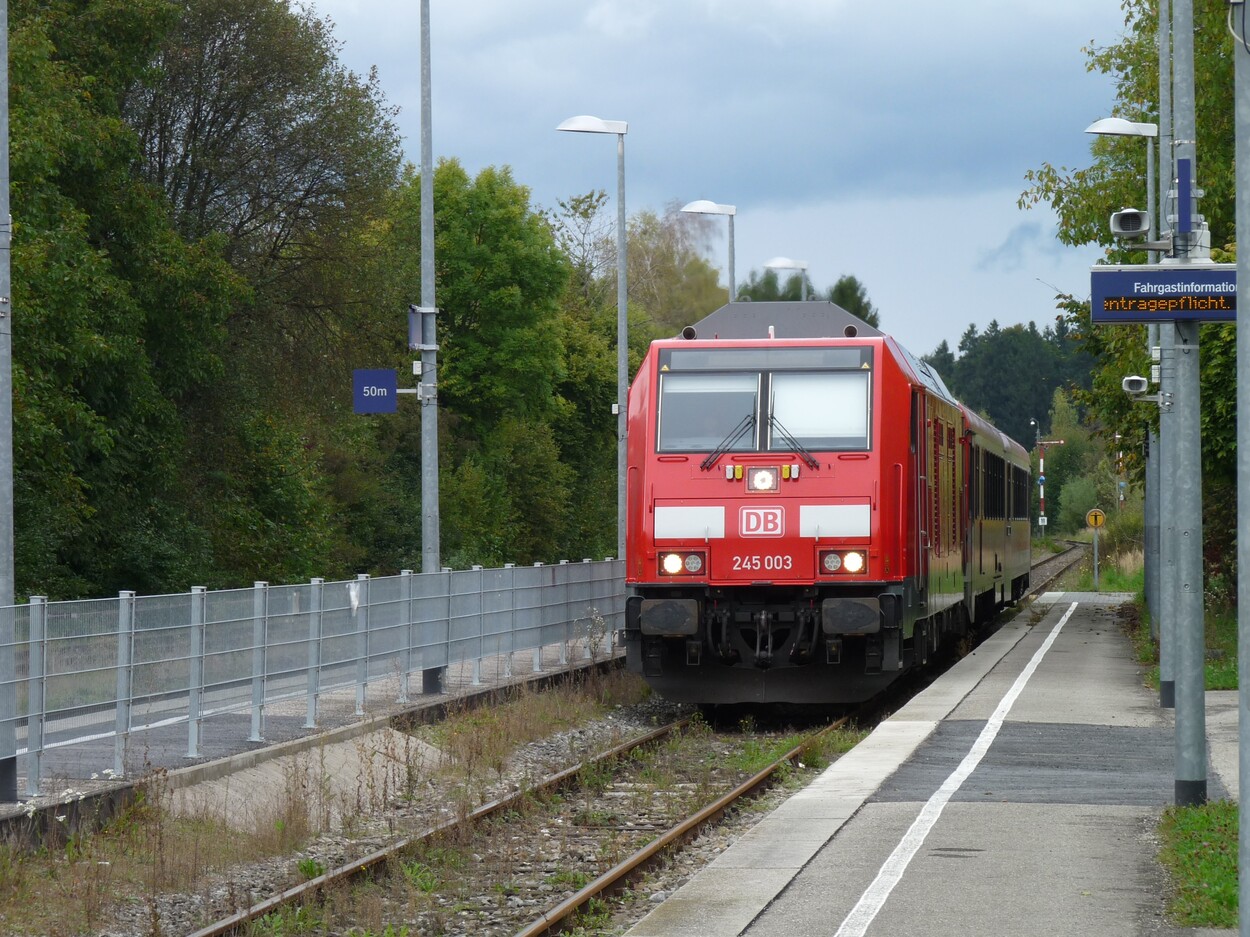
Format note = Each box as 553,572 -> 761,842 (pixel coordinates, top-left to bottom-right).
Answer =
0,0 -> 15,803
1169,0 -> 1206,808
417,0 -> 444,694
1230,1 -> 1250,931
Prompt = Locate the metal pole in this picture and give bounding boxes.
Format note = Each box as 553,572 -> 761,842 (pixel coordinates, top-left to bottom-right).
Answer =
355,573 -> 369,715
114,591 -> 135,778
1159,328 -> 1177,708
187,586 -> 205,758
418,1 -> 446,696
1233,8 -> 1250,928
615,130 -> 627,561
305,577 -> 323,728
419,0 -> 439,576
249,581 -> 267,742
24,596 -> 44,797
1170,0 -> 1205,807
726,213 -> 736,301
1149,0 -> 1171,642
0,0 -> 17,803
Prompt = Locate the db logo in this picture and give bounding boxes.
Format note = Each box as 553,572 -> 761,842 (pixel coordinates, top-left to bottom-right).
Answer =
740,506 -> 784,537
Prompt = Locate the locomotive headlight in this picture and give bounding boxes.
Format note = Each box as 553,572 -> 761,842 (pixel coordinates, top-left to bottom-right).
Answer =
820,550 -> 867,575
659,552 -> 706,576
748,467 -> 779,492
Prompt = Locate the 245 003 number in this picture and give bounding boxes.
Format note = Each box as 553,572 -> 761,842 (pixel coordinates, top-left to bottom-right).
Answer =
732,554 -> 794,572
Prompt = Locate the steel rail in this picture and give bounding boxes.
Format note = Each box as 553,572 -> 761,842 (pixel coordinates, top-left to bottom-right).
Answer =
514,712 -> 854,937
185,718 -> 688,937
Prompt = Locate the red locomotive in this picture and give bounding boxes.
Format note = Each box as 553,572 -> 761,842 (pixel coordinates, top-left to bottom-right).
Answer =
623,301 -> 1031,705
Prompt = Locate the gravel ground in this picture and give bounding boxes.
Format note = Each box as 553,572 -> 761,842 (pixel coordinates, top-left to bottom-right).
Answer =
88,693 -> 807,937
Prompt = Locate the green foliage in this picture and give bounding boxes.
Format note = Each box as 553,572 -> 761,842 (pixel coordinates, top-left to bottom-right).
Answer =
927,319 -> 1092,449
826,275 -> 880,327
1158,800 -> 1237,929
1019,0 -> 1240,586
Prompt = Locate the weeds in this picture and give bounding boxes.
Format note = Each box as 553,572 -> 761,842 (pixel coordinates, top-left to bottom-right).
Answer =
1158,800 -> 1237,928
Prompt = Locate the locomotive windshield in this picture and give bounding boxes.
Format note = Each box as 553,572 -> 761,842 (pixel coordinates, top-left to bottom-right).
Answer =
657,373 -> 759,451
770,372 -> 869,449
655,346 -> 873,453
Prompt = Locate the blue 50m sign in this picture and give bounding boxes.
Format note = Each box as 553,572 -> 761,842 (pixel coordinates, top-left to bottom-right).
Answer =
353,369 -> 398,414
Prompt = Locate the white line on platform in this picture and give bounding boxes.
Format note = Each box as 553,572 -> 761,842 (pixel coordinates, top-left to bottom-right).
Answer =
832,601 -> 1079,937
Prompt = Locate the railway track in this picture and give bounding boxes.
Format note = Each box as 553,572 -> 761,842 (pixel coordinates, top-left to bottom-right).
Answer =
179,711 -> 861,937
2,543 -> 1092,936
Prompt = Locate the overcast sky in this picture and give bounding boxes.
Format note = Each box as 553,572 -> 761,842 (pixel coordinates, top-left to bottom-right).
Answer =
313,1 -> 1129,357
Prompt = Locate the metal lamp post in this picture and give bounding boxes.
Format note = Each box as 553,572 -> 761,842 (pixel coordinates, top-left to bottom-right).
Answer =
764,256 -> 809,301
557,115 -> 629,558
1086,117 -> 1168,692
680,200 -> 736,301
1085,118 -> 1159,250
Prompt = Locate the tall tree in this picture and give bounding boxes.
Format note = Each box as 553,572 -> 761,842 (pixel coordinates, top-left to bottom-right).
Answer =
123,0 -> 403,400
623,204 -> 724,334
11,0 -> 245,596
826,275 -> 880,327
371,160 -> 575,565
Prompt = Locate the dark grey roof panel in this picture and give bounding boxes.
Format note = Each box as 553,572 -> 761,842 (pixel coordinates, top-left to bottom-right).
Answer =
680,301 -> 884,341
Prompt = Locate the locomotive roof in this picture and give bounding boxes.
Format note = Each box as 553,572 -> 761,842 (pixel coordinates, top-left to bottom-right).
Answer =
679,300 -> 956,402
682,300 -> 884,341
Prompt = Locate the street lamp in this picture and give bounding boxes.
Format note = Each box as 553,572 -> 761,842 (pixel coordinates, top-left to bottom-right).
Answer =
764,256 -> 809,301
557,115 -> 629,559
1085,117 -> 1159,249
681,200 -> 736,300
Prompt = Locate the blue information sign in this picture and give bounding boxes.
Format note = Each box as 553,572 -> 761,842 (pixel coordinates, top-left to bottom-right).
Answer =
1090,264 -> 1236,324
353,368 -> 398,414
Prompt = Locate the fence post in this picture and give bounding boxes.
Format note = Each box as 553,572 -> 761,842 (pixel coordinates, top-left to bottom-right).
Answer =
249,581 -> 268,742
582,559 -> 595,660
504,564 -> 515,679
305,577 -> 323,729
399,570 -> 414,703
533,563 -> 545,673
187,587 -> 206,758
558,561 -> 570,667
422,569 -> 449,695
114,591 -> 135,778
24,596 -> 46,797
470,566 -> 483,686
355,574 -> 370,715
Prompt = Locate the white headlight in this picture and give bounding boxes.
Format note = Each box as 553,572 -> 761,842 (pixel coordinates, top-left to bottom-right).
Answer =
661,553 -> 684,575
749,467 -> 779,491
843,552 -> 865,574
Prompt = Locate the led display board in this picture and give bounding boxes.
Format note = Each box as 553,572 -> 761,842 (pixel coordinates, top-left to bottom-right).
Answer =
1090,264 -> 1235,324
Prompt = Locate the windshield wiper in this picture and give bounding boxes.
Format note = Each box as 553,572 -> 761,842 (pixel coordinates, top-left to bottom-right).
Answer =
700,413 -> 756,471
768,414 -> 820,469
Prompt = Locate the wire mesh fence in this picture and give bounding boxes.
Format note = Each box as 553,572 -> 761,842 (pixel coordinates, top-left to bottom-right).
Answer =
1,560 -> 624,797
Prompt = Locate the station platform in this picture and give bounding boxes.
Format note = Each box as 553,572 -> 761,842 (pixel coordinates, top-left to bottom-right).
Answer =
625,592 -> 1234,937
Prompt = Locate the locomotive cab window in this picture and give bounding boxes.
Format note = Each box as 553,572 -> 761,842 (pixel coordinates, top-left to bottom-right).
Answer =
655,346 -> 874,454
657,372 -> 759,452
770,372 -> 869,450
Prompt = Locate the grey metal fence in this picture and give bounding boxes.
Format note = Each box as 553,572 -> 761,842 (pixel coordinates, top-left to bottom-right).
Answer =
2,560 -> 624,797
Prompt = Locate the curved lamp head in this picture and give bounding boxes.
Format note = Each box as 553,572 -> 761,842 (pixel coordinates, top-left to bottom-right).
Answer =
764,256 -> 807,270
681,199 -> 736,216
557,115 -> 628,135
1085,117 -> 1158,138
